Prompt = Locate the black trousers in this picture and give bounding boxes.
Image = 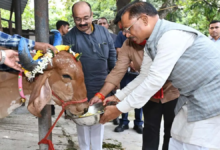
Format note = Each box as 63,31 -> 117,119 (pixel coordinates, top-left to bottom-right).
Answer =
142,99 -> 178,150
51,105 -> 55,116
51,105 -> 67,116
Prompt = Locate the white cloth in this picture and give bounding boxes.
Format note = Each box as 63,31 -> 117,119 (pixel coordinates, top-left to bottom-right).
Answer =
76,124 -> 104,150
115,30 -> 196,113
169,138 -> 209,150
171,105 -> 220,149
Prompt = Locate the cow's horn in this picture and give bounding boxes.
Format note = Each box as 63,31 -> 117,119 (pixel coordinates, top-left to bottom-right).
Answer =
18,38 -> 41,71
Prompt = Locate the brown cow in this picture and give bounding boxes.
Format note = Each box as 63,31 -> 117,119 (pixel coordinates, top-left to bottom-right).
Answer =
0,51 -> 89,118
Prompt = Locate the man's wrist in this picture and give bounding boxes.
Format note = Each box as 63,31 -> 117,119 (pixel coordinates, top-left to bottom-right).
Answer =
113,95 -> 121,102
116,100 -> 132,113
115,91 -> 127,101
95,92 -> 105,101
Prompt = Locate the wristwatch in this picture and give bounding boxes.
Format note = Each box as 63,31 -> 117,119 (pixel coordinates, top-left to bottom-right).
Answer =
0,50 -> 6,64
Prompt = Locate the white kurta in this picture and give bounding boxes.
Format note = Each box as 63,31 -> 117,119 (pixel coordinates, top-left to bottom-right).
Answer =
171,104 -> 220,149
116,30 -> 196,113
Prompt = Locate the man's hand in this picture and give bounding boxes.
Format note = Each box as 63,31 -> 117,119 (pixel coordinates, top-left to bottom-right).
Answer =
89,96 -> 102,106
34,42 -> 58,54
99,105 -> 122,124
103,95 -> 120,106
3,50 -> 22,71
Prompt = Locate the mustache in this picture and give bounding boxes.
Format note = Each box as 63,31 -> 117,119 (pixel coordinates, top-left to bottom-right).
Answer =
79,24 -> 88,27
128,37 -> 134,40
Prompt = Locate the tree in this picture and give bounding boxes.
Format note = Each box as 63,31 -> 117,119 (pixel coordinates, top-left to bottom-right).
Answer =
116,0 -> 131,12
169,0 -> 220,35
145,0 -> 179,19
61,0 -> 117,27
22,0 -> 35,29
0,0 -> 219,36
0,9 -> 2,31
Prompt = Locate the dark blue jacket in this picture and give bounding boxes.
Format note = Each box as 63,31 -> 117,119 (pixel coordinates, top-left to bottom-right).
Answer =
63,24 -> 116,99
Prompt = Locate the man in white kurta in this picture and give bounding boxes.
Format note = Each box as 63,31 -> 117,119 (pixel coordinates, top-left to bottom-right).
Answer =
100,1 -> 220,150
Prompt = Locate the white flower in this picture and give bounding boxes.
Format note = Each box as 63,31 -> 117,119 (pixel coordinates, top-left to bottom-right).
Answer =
25,51 -> 53,80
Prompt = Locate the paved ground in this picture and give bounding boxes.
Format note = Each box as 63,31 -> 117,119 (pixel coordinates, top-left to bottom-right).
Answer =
0,105 -> 151,150
0,105 -> 219,150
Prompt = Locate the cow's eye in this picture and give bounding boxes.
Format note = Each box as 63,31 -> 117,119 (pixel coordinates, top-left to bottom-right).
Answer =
62,74 -> 72,80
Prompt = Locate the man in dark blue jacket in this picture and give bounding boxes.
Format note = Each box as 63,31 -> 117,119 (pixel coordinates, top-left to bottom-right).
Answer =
63,1 -> 116,150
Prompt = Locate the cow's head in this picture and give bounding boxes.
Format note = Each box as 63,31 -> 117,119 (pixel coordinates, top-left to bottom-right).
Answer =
19,39 -> 89,117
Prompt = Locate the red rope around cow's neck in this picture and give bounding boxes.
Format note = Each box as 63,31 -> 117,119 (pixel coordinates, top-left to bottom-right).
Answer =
38,91 -> 88,150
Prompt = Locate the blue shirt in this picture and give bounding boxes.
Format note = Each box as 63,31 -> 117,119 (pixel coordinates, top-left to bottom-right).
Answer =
210,37 -> 220,47
0,31 -> 35,50
63,24 -> 116,100
0,31 -> 35,71
114,31 -> 127,48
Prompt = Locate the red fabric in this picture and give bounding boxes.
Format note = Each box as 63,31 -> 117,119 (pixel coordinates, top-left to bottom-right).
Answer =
153,89 -> 164,99
133,40 -> 146,46
119,24 -> 122,30
38,92 -> 88,150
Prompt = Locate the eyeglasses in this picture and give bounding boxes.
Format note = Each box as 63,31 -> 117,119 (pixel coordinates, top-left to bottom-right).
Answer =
123,17 -> 140,34
210,26 -> 219,30
74,15 -> 91,23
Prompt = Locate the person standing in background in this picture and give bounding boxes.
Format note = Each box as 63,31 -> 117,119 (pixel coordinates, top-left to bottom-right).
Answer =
98,17 -> 117,42
63,2 -> 116,150
209,20 -> 220,46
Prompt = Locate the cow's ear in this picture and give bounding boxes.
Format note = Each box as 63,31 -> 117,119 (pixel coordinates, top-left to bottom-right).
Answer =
28,72 -> 52,117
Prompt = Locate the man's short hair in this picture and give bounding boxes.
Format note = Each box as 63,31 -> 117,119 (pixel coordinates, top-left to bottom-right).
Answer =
123,1 -> 158,19
113,0 -> 143,25
72,1 -> 91,17
113,7 -> 126,25
56,20 -> 69,30
98,17 -> 109,24
210,20 -> 220,26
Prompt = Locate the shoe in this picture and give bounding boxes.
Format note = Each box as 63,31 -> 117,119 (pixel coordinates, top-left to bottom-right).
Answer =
133,125 -> 143,134
114,124 -> 129,132
113,118 -> 120,125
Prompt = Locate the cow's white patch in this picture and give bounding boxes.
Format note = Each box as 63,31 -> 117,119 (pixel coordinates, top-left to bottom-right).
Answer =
69,64 -> 76,68
65,83 -> 71,87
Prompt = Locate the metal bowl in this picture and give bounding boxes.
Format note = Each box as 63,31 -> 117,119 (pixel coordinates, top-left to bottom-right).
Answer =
66,102 -> 104,126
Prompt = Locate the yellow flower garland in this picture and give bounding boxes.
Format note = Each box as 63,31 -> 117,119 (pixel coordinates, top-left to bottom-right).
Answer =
23,45 -> 81,79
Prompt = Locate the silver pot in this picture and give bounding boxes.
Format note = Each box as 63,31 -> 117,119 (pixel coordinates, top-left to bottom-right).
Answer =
66,102 -> 104,126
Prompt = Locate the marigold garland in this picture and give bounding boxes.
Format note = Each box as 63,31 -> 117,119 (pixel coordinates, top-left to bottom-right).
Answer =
23,45 -> 81,80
